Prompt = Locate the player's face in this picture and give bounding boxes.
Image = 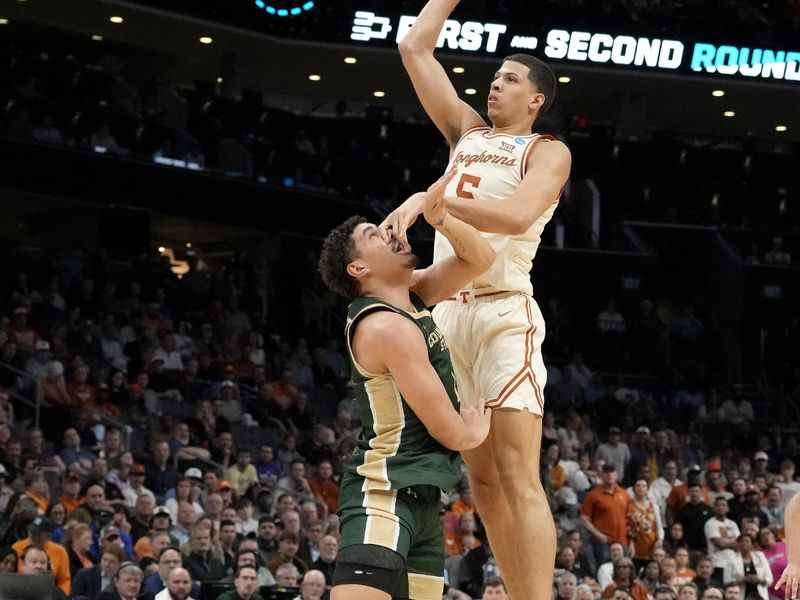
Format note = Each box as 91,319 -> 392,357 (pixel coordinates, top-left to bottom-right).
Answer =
350,223 -> 418,275
487,61 -> 540,124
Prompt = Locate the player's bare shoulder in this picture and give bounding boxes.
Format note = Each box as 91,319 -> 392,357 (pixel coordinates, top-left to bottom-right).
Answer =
526,136 -> 572,175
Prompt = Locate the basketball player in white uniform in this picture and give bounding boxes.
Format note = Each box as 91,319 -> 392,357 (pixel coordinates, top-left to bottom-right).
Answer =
379,1 -> 571,597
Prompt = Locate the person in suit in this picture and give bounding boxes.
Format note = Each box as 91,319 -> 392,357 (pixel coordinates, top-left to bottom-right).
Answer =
71,544 -> 125,599
96,561 -> 152,600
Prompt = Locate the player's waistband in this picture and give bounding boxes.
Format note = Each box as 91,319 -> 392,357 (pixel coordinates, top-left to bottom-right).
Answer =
442,288 -> 523,304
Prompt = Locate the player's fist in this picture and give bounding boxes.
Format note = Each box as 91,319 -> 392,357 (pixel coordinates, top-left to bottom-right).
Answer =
460,398 -> 492,449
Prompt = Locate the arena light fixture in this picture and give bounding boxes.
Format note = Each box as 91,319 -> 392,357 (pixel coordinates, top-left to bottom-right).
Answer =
775,125 -> 788,132
91,34 -> 104,41
712,90 -> 725,97
558,76 -> 571,83
373,90 -> 385,98
199,36 -> 213,44
216,77 -> 223,83
158,246 -> 166,253
308,74 -> 321,81
109,16 -> 124,24
723,111 -> 735,117
186,242 -> 193,248
452,67 -> 465,74
344,57 -> 357,64
465,88 -> 477,95
0,18 -> 9,25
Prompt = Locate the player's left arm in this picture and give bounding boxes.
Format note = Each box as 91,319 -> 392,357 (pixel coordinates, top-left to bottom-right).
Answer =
444,140 -> 571,235
408,170 -> 495,306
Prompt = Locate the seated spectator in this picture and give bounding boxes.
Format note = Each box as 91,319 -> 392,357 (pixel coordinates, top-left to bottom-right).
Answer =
154,567 -> 194,600
256,515 -> 278,564
602,558 -> 649,600
133,507 -> 173,561
719,533 -> 772,600
444,511 -> 481,558
756,527 -> 787,599
96,561 -> 146,600
556,545 -> 592,581
293,569 -> 325,600
67,364 -> 97,409
58,472 -> 87,516
555,571 -> 577,599
674,547 -> 697,587
12,516 -> 71,594
308,459 -> 338,516
637,559 -> 662,596
23,470 -> 51,514
217,565 -> 263,600
183,526 -> 226,582
19,544 -> 67,600
677,582 -> 699,599
298,425 -> 336,468
276,460 -> 313,503
64,521 -> 95,578
143,439 -> 179,503
170,422 -> 210,467
234,498 -> 257,536
26,428 -> 66,476
83,458 -> 124,505
310,534 -> 337,586
121,464 -> 156,509
231,538 -> 276,586
164,477 -> 203,522
227,448 -> 258,498
169,502 -> 196,548
274,562 -> 300,591
60,428 -> 97,477
90,126 -> 119,153
142,546 -> 197,597
252,444 -> 281,488
71,542 -> 125,599
693,556 -> 724,596
266,531 -> 308,577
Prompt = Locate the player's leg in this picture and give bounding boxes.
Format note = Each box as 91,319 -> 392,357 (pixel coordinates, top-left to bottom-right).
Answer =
405,485 -> 449,600
464,295 -> 555,599
493,409 -> 555,599
333,481 -> 410,600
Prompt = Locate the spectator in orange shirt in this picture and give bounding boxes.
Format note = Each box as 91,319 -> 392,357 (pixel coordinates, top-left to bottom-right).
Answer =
23,470 -> 50,514
12,516 -> 71,594
8,307 -> 39,355
59,472 -> 87,515
308,460 -> 339,516
66,364 -> 96,408
451,482 -> 475,514
581,464 -> 630,566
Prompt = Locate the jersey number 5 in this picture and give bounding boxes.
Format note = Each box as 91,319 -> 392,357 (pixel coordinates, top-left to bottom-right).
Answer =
456,173 -> 481,199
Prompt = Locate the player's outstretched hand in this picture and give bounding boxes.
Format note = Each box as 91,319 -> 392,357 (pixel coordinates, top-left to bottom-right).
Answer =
459,397 -> 492,450
380,167 -> 457,246
422,166 -> 457,227
775,562 -> 800,599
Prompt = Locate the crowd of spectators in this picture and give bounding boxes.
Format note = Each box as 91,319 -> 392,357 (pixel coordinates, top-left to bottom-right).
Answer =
0,234 -> 796,600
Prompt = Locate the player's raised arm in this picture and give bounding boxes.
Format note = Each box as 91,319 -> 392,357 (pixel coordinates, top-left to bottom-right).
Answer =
351,311 -> 491,451
410,169 -> 495,306
398,0 -> 485,146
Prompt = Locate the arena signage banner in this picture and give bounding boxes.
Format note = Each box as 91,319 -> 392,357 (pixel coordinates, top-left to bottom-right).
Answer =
349,11 -> 800,83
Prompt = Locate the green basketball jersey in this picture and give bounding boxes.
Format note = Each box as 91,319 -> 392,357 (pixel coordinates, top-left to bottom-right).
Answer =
343,293 -> 462,492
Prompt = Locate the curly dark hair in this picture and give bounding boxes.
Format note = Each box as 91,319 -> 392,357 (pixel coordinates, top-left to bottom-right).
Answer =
318,215 -> 367,299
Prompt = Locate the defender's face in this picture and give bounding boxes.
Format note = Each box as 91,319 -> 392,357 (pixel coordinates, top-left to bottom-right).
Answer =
349,223 -> 418,278
488,61 -> 540,123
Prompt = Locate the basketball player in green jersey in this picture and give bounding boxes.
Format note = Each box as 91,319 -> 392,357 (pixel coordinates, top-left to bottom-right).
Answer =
318,170 -> 494,600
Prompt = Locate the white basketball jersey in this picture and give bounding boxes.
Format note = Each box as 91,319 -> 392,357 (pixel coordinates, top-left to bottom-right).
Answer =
433,127 -> 559,295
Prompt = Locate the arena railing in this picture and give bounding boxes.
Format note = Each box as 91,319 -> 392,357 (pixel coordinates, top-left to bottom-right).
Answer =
0,358 -> 134,448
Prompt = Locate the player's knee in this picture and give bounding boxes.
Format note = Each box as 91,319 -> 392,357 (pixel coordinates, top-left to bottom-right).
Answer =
333,544 -> 405,595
